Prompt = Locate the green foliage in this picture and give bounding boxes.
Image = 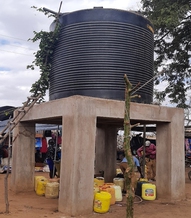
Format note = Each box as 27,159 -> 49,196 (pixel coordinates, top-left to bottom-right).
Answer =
27,7 -> 61,102
141,0 -> 191,108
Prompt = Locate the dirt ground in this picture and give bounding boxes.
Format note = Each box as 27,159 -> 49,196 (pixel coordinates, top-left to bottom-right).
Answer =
0,168 -> 191,218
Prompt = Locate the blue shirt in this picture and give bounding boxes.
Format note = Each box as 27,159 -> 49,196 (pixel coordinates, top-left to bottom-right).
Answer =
121,156 -> 140,167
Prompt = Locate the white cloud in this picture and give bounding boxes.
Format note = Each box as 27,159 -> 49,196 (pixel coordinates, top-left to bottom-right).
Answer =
0,0 -> 141,107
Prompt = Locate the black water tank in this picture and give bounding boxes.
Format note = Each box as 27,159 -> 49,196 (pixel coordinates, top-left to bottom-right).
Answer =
49,8 -> 154,103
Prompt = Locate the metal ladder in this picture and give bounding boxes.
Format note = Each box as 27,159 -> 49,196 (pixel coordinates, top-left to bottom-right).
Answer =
0,94 -> 42,144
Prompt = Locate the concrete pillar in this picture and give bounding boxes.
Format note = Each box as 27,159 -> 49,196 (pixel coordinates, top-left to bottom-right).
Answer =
11,121 -> 35,192
95,127 -> 105,175
156,123 -> 171,197
58,113 -> 96,216
156,113 -> 185,200
95,126 -> 117,182
104,126 -> 117,182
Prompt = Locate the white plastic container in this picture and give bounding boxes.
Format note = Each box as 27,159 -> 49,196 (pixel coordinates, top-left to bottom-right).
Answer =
45,182 -> 59,199
113,185 -> 122,202
113,178 -> 124,191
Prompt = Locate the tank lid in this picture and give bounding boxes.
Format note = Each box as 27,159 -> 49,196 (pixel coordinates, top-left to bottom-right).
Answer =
93,6 -> 103,9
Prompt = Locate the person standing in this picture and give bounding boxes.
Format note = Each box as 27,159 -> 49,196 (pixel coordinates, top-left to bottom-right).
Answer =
46,139 -> 57,178
40,137 -> 48,163
137,140 -> 156,181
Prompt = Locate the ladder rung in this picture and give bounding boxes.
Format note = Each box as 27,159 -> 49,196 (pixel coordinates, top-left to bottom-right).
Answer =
9,121 -> 15,125
27,96 -> 38,100
22,100 -> 29,105
18,109 -> 25,112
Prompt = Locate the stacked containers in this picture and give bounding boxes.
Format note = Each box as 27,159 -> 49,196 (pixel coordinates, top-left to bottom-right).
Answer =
93,180 -> 123,212
99,183 -> 123,203
99,183 -> 115,205
94,177 -> 105,195
113,178 -> 125,191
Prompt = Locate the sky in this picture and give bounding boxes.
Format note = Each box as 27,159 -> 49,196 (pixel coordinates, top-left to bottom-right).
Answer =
2,0 -> 189,109
0,0 -> 143,107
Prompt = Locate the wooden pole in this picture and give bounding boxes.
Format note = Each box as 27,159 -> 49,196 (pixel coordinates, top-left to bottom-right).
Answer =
142,125 -> 146,178
53,125 -> 59,177
123,74 -> 140,218
4,117 -> 12,213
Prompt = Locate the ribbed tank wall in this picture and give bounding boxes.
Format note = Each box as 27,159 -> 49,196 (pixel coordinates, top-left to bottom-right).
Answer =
49,8 -> 154,103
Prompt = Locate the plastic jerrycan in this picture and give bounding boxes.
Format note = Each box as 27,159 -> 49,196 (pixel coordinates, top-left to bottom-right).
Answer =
94,177 -> 105,187
36,178 -> 48,196
94,191 -> 111,213
113,185 -> 122,202
113,178 -> 125,191
34,176 -> 46,191
100,183 -> 115,205
45,182 -> 59,199
142,183 -> 156,200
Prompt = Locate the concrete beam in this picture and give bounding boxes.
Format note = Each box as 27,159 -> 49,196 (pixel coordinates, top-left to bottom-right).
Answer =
21,96 -> 177,123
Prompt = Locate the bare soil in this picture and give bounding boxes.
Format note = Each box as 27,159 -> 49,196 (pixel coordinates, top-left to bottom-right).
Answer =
0,168 -> 191,218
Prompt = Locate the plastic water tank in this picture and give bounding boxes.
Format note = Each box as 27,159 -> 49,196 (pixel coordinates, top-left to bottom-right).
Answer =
49,8 -> 154,103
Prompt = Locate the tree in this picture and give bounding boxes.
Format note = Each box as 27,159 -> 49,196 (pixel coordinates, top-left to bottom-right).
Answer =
27,4 -> 62,102
141,0 -> 191,108
123,74 -> 140,218
184,97 -> 191,126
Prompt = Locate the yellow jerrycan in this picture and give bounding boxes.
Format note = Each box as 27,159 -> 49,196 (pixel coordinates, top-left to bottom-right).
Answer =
142,183 -> 156,200
34,176 -> 46,191
99,183 -> 115,205
36,178 -> 48,196
94,191 -> 111,213
94,177 -> 105,187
